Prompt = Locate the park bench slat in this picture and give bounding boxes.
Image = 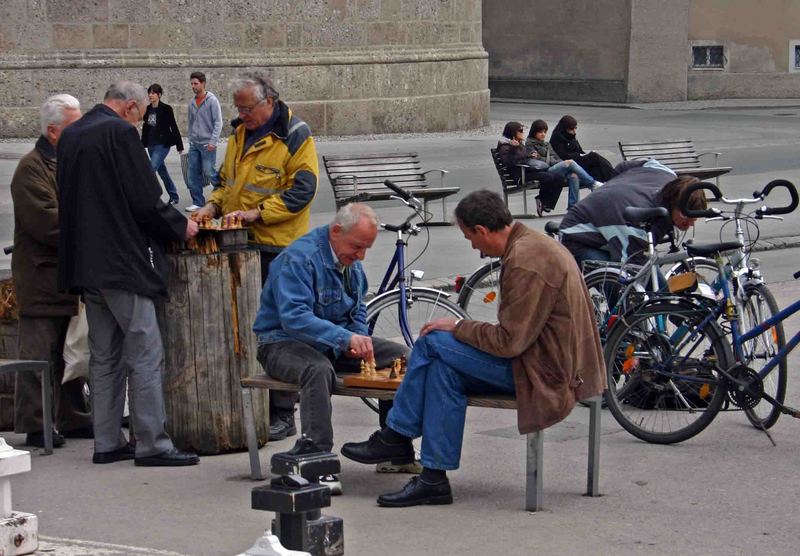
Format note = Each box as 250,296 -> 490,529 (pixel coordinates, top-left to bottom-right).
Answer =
619,138 -> 731,185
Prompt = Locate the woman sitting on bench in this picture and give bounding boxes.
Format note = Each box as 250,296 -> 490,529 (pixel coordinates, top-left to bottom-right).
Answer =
550,114 -> 617,182
526,119 -> 603,209
496,121 -> 565,216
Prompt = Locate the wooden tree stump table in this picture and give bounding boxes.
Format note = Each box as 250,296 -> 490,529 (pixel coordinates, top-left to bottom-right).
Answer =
157,250 -> 269,455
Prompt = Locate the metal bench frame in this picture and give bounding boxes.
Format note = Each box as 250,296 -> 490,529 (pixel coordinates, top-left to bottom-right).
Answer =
0,359 -> 53,454
618,139 -> 732,187
323,152 -> 460,225
240,375 -> 601,511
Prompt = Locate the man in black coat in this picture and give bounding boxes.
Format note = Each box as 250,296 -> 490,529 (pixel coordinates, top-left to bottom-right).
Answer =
57,81 -> 200,467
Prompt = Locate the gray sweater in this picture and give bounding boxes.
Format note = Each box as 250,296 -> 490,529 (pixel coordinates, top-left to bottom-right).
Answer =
187,91 -> 223,146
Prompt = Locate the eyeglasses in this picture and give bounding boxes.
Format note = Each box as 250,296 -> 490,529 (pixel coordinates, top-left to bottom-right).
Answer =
235,99 -> 265,115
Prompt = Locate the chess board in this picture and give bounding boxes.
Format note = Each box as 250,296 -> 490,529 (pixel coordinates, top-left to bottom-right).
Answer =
342,368 -> 405,390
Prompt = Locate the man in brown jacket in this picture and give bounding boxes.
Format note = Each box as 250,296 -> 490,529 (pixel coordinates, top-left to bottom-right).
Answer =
342,189 -> 605,507
10,94 -> 92,448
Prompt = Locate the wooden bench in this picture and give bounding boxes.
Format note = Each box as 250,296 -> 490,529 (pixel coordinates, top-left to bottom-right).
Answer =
490,147 -> 541,218
618,139 -> 732,186
323,152 -> 460,225
240,375 -> 601,512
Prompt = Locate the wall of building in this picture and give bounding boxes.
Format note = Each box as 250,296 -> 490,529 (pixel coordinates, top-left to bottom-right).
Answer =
482,0 -> 631,102
0,0 -> 489,138
688,0 -> 800,98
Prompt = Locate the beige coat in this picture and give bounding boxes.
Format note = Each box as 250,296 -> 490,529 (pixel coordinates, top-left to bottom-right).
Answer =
455,223 -> 606,433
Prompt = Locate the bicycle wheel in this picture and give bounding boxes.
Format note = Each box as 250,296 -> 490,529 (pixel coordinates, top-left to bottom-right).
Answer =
582,268 -> 627,340
604,297 -> 732,444
360,288 -> 468,413
456,260 -> 501,323
740,283 -> 787,429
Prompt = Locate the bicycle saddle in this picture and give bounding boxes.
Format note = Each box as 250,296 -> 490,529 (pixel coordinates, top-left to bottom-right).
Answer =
623,206 -> 668,226
544,221 -> 561,236
685,240 -> 743,257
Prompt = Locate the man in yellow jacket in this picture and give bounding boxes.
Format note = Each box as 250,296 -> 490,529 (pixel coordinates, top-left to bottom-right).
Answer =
194,72 -> 318,440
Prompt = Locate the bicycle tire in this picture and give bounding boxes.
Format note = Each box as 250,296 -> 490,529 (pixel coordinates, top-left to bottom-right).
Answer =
360,288 -> 468,413
456,260 -> 501,323
603,297 -> 732,444
740,283 -> 787,429
582,267 -> 628,339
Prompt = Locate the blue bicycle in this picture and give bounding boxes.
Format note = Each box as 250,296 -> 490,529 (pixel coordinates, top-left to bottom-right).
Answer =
603,180 -> 799,443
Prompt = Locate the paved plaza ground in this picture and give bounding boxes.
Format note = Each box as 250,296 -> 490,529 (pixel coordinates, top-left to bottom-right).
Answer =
1,99 -> 800,554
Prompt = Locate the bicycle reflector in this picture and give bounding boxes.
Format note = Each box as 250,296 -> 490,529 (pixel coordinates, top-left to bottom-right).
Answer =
483,291 -> 497,304
622,343 -> 638,374
454,276 -> 464,293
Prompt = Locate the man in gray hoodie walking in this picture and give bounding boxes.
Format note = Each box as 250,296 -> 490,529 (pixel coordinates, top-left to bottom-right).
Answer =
185,71 -> 223,212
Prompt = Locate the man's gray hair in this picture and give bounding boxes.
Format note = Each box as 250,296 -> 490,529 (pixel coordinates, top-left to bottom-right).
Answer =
40,94 -> 80,135
228,72 -> 280,103
333,203 -> 379,233
103,80 -> 148,106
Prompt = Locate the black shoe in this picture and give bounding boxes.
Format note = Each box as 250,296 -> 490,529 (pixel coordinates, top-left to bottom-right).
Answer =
535,196 -> 545,218
93,443 -> 136,464
341,430 -> 415,465
269,414 -> 297,441
135,447 -> 199,467
377,476 -> 453,507
25,431 -> 65,448
62,426 -> 94,439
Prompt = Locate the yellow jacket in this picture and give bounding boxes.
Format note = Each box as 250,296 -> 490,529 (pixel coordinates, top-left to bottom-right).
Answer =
211,102 -> 318,250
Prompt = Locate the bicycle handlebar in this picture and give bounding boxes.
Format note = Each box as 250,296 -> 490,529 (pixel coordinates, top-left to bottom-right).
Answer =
679,181 -> 722,218
753,179 -> 799,216
384,179 -> 412,202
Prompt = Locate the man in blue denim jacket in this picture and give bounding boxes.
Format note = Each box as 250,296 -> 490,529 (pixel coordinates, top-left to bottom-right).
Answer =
254,203 -> 409,490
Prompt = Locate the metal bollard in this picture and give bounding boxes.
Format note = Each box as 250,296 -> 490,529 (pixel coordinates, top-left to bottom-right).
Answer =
251,437 -> 344,556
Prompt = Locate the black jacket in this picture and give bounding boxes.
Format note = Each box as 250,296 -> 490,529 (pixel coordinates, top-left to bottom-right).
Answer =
550,125 -> 584,161
57,103 -> 187,299
141,101 -> 184,151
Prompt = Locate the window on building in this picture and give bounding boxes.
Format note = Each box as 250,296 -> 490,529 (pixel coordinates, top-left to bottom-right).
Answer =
791,41 -> 800,72
692,45 -> 724,69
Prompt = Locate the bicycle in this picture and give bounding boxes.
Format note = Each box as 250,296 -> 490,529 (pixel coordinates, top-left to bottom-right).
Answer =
602,179 -> 799,444
361,180 -> 468,411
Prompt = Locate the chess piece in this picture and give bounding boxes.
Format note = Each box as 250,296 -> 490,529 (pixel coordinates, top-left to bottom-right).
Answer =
360,360 -> 367,376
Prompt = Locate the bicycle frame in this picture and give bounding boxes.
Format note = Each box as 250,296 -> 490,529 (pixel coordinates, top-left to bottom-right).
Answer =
374,227 -> 414,346
734,295 -> 800,382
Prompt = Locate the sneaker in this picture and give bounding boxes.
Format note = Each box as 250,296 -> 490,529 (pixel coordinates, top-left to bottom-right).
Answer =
593,181 -> 604,189
535,196 -> 545,218
184,204 -> 201,212
25,430 -> 65,448
269,413 -> 297,441
320,474 -> 342,495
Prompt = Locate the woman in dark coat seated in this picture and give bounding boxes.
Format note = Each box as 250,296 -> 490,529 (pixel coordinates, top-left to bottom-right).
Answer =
550,115 -> 618,182
497,121 -> 565,216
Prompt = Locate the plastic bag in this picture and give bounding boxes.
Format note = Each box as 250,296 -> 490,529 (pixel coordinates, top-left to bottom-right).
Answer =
62,302 -> 90,384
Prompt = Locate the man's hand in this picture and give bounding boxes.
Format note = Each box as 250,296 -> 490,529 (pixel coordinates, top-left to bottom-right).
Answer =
347,334 -> 374,361
185,218 -> 199,239
193,204 -> 217,219
207,144 -> 217,152
420,317 -> 460,337
225,208 -> 260,223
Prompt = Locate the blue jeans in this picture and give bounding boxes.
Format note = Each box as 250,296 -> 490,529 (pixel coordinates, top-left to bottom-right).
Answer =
187,144 -> 217,206
147,145 -> 179,202
387,331 -> 515,470
548,160 -> 594,207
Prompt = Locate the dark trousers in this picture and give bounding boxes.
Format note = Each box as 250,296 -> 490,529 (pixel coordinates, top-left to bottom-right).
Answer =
14,315 -> 92,434
258,249 -> 297,417
258,338 -> 409,451
525,171 -> 565,210
575,152 -> 618,182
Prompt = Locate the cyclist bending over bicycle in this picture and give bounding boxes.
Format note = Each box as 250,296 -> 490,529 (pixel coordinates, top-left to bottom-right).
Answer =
558,160 -> 707,269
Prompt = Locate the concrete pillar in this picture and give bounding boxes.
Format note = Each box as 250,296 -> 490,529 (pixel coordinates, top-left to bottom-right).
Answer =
626,0 -> 690,102
0,438 -> 38,555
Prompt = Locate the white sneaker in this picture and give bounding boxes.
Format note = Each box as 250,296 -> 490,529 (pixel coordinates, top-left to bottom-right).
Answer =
320,474 -> 342,495
593,181 -> 604,189
184,204 -> 201,212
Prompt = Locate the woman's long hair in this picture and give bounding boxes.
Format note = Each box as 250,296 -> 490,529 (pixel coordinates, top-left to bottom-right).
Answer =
502,121 -> 524,139
527,119 -> 548,141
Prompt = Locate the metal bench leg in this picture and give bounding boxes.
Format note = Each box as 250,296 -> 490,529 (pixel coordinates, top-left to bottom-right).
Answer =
241,387 -> 265,480
41,363 -> 54,455
525,431 -> 543,511
522,188 -> 529,215
586,395 -> 601,497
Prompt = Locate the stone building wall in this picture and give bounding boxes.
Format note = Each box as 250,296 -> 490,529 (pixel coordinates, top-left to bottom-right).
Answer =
0,0 -> 489,137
